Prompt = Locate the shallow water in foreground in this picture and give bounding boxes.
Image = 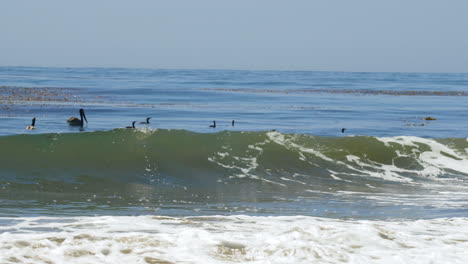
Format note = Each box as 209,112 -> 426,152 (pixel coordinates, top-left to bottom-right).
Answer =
1,215 -> 467,264
1,67 -> 468,263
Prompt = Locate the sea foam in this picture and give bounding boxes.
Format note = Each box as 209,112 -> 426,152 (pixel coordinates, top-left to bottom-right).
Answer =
0,215 -> 467,264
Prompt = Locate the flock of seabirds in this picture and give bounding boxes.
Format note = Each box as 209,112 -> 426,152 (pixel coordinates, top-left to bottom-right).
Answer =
25,108 -> 347,133
24,108 -> 239,130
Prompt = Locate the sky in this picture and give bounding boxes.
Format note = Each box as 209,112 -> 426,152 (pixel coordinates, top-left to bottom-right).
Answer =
1,0 -> 467,72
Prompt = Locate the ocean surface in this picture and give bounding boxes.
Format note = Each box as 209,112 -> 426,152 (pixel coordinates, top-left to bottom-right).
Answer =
1,66 -> 467,263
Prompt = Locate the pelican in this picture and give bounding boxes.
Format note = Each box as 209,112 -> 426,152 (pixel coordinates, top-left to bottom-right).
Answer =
26,118 -> 36,130
126,121 -> 136,129
209,120 -> 216,128
140,117 -> 151,124
67,109 -> 88,127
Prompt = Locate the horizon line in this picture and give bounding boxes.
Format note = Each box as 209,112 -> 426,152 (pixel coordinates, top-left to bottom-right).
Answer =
0,64 -> 467,75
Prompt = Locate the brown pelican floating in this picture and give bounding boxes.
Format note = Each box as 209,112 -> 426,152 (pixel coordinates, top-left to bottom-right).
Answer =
26,118 -> 36,130
209,120 -> 216,128
67,109 -> 88,127
126,121 -> 136,129
139,117 -> 151,124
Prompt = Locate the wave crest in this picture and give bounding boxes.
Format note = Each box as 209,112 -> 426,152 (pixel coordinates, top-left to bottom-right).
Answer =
1,130 -> 467,195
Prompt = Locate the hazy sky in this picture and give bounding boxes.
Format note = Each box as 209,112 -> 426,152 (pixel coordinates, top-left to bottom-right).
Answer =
1,0 -> 467,72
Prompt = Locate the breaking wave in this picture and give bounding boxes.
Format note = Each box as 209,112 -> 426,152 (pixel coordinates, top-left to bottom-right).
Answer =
1,130 -> 467,194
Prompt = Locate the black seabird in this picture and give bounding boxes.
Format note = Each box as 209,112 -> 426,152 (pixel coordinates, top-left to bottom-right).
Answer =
26,118 -> 36,130
140,117 -> 151,124
126,121 -> 136,129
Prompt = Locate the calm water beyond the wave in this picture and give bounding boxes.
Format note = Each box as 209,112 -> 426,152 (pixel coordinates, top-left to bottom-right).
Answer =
1,67 -> 467,263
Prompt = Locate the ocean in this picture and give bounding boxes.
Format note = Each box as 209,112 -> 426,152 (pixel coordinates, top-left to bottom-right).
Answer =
1,66 -> 467,263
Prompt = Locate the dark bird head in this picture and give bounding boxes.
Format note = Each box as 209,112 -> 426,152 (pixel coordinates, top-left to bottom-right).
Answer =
31,117 -> 36,126
341,128 -> 346,133
232,120 -> 235,126
146,117 -> 151,123
79,109 -> 88,124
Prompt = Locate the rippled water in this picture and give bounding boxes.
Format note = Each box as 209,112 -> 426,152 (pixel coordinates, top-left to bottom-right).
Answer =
1,67 -> 468,137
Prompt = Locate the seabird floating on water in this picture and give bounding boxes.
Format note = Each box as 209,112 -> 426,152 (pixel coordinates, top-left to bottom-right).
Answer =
140,117 -> 151,124
67,109 -> 87,127
126,121 -> 136,129
26,118 -> 36,130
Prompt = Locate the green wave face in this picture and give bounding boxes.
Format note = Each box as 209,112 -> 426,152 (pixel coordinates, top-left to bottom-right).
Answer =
1,130 -> 468,205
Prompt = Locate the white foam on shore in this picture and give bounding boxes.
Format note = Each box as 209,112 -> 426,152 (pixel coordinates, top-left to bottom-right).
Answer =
0,215 -> 467,264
